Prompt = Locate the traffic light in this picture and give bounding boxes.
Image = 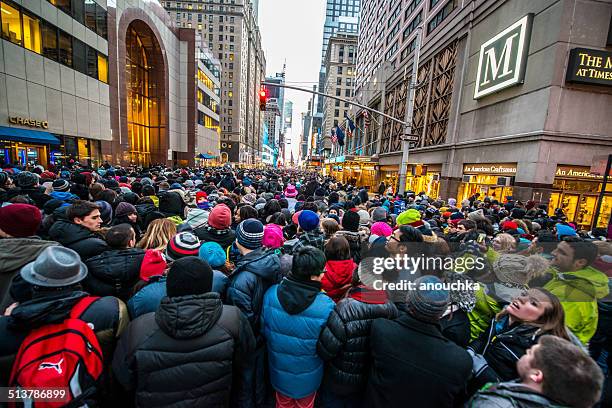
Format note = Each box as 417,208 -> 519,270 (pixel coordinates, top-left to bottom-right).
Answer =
259,88 -> 267,111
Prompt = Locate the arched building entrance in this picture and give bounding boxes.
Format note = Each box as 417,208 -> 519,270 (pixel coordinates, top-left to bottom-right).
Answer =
125,21 -> 166,166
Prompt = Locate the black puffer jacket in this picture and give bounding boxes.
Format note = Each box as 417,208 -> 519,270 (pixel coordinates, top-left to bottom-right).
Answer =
226,248 -> 281,337
112,293 -> 255,408
7,186 -> 51,208
317,287 -> 398,396
84,248 -> 145,301
48,219 -> 109,260
469,316 -> 541,391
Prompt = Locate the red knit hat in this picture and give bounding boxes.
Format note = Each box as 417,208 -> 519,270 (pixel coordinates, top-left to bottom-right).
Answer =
502,220 -> 518,231
0,204 -> 42,237
208,204 -> 231,230
139,249 -> 167,282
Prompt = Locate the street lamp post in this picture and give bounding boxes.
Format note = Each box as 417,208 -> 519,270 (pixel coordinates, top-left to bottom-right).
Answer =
398,27 -> 423,196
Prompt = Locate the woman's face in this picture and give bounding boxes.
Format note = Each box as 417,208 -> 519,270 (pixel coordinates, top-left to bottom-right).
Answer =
329,209 -> 337,216
507,290 -> 549,322
128,213 -> 138,223
492,237 -> 504,251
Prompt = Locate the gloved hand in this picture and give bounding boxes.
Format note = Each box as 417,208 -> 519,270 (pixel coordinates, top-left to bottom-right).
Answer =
467,348 -> 489,378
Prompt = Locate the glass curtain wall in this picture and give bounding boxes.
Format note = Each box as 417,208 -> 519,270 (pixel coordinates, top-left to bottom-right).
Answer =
126,26 -> 161,166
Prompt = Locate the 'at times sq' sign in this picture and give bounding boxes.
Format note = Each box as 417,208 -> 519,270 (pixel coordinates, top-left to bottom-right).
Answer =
474,14 -> 533,99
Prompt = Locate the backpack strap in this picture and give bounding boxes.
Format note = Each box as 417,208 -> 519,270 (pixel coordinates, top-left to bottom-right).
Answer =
70,296 -> 100,319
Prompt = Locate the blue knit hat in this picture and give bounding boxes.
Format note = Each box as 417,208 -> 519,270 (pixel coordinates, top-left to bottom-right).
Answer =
236,219 -> 264,249
298,210 -> 320,232
199,241 -> 227,268
556,223 -> 577,240
405,275 -> 449,323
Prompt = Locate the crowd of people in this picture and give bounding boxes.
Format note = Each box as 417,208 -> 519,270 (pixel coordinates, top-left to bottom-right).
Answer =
0,162 -> 610,408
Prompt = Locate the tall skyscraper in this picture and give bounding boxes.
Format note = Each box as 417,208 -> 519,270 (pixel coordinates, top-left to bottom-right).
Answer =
317,0 -> 361,113
163,0 -> 266,164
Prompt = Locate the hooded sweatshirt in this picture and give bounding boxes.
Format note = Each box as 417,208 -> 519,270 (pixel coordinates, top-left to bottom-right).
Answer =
321,259 -> 357,303
544,265 -> 609,344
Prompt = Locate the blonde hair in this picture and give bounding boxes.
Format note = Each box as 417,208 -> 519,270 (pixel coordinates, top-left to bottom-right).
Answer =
493,233 -> 517,253
137,219 -> 177,251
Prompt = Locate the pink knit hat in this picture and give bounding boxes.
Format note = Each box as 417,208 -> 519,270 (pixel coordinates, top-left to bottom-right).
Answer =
371,221 -> 393,237
263,223 -> 285,249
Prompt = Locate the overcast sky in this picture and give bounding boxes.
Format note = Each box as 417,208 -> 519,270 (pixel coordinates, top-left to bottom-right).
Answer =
259,0 -> 326,163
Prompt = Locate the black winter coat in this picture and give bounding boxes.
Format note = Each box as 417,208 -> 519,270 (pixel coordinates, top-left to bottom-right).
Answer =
469,317 -> 541,390
84,248 -> 145,301
440,308 -> 471,347
317,288 -> 398,396
7,186 -> 51,208
112,293 -> 255,408
48,220 -> 109,260
226,248 -> 281,338
365,312 -> 472,408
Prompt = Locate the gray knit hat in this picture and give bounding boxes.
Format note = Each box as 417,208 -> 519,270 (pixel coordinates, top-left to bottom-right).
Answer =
493,254 -> 549,286
405,275 -> 449,323
372,207 -> 388,222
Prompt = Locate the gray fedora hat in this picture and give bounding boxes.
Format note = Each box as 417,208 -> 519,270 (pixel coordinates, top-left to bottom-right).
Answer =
20,246 -> 88,287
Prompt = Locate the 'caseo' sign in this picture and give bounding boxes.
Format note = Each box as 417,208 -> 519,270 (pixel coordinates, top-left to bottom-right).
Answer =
474,14 -> 533,99
9,116 -> 49,129
566,48 -> 612,86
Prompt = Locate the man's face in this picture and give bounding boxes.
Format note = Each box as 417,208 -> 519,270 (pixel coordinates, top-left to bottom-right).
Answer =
516,343 -> 540,381
385,228 -> 405,255
456,224 -> 468,235
551,241 -> 579,272
75,209 -> 102,231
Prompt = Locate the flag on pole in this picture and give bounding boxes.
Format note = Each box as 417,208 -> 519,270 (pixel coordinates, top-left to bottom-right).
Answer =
331,128 -> 337,144
363,110 -> 371,129
335,126 -> 345,146
345,112 -> 356,138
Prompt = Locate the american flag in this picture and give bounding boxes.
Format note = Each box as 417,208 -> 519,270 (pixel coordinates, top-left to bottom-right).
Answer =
331,128 -> 337,144
363,110 -> 371,129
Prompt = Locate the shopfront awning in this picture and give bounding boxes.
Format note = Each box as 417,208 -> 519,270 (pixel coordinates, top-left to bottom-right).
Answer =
0,126 -> 60,145
197,153 -> 217,159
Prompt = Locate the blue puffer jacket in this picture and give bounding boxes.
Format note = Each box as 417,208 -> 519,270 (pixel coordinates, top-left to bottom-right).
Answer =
262,277 -> 334,399
128,272 -> 230,319
49,191 -> 78,202
226,248 -> 281,336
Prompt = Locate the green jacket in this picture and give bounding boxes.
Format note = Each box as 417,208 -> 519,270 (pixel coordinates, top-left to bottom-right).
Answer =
468,285 -> 502,341
543,266 -> 609,344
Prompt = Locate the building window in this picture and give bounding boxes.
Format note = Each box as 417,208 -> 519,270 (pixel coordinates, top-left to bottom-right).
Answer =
86,45 -> 97,77
22,11 -> 42,53
1,1 -> 22,46
49,0 -> 71,17
430,0 -> 440,9
84,0 -> 96,32
42,21 -> 58,61
403,11 -> 422,41
336,77 -> 342,85
58,30 -> 72,67
97,53 -> 108,83
335,100 -> 340,107
405,0 -> 422,20
72,38 -> 87,74
337,66 -> 342,74
428,0 -> 457,33
334,109 -> 339,117
71,0 -> 83,24
336,88 -> 341,96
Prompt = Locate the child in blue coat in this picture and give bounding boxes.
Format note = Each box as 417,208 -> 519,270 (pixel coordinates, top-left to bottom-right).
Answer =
262,246 -> 335,408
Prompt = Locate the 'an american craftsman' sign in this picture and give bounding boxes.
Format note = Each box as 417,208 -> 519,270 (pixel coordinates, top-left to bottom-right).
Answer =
566,48 -> 612,86
474,14 -> 533,99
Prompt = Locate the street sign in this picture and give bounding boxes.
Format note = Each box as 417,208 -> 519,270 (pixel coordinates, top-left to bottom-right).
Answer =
401,135 -> 420,142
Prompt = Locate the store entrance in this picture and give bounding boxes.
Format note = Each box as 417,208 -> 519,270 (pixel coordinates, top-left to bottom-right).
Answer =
16,145 -> 47,168
548,192 -> 606,229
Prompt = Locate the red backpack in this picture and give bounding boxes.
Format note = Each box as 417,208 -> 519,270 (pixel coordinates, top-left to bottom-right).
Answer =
9,296 -> 104,407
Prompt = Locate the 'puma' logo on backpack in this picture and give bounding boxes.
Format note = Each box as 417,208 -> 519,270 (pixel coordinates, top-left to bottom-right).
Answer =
38,359 -> 64,375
